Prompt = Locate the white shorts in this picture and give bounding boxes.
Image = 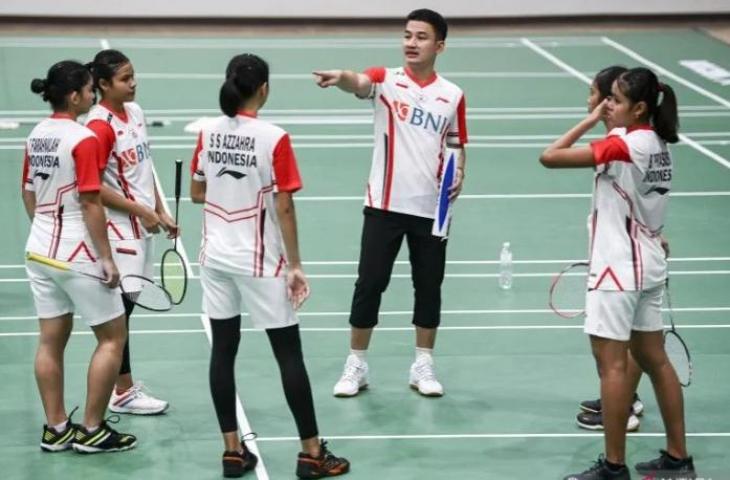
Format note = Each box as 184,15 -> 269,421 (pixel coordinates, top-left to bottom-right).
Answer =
26,260 -> 125,326
584,285 -> 664,341
111,237 -> 155,292
200,266 -> 298,329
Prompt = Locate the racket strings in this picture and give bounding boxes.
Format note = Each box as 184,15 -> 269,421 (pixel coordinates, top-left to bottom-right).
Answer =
121,275 -> 172,311
549,262 -> 590,319
161,250 -> 187,304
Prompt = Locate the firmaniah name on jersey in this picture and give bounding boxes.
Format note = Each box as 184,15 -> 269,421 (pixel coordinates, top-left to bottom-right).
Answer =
29,137 -> 61,153
207,150 -> 258,167
209,133 -> 256,151
29,155 -> 60,168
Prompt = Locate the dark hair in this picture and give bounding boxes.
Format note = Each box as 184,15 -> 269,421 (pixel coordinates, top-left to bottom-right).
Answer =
406,9 -> 448,41
593,65 -> 628,99
30,60 -> 92,110
219,54 -> 269,117
86,49 -> 130,91
616,67 -> 679,143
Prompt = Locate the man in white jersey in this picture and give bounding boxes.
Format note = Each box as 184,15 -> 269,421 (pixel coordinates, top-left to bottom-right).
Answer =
314,9 -> 467,397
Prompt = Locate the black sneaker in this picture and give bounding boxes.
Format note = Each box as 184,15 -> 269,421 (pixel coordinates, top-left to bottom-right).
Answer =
634,450 -> 696,479
72,415 -> 137,454
576,411 -> 640,432
223,438 -> 259,478
296,440 -> 350,479
564,456 -> 631,480
579,394 -> 644,416
40,407 -> 79,452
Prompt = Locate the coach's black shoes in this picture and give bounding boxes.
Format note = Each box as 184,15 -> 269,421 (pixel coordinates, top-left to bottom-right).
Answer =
222,441 -> 258,478
580,393 -> 644,416
296,440 -> 350,479
564,455 -> 631,480
634,450 -> 696,479
72,416 -> 137,454
40,407 -> 79,452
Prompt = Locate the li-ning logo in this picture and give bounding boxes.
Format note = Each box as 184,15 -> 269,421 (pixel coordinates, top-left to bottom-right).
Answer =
390,100 -> 448,134
34,171 -> 50,180
216,167 -> 247,180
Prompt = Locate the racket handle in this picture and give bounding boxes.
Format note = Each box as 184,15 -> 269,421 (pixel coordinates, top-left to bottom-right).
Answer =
174,159 -> 182,200
26,252 -> 70,271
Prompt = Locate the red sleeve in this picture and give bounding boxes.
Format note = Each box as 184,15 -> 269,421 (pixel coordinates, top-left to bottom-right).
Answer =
21,148 -> 33,190
86,119 -> 115,171
190,132 -> 204,178
456,94 -> 468,144
272,134 -> 302,193
73,136 -> 102,193
363,66 -> 386,84
590,135 -> 632,166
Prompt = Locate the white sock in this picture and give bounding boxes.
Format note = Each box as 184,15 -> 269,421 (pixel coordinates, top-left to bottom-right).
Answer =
350,349 -> 367,362
52,419 -> 68,432
415,347 -> 433,362
85,425 -> 100,434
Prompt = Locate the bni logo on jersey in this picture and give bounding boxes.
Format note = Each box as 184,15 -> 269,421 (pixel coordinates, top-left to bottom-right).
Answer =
392,101 -> 448,134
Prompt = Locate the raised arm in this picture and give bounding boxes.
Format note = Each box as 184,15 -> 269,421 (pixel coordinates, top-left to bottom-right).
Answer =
313,70 -> 373,98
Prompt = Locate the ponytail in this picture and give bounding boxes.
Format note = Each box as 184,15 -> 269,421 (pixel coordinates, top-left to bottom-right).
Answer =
218,54 -> 269,117
30,60 -> 91,110
654,83 -> 679,144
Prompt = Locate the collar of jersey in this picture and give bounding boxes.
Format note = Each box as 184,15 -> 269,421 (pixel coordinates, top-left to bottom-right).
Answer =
50,112 -> 74,120
626,124 -> 652,133
237,110 -> 257,118
100,100 -> 129,123
403,66 -> 438,88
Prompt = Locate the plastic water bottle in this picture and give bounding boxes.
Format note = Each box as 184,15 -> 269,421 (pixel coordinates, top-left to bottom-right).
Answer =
499,242 -> 513,290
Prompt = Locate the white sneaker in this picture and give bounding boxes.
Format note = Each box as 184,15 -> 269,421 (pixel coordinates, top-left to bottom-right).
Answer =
632,395 -> 644,416
109,382 -> 169,415
409,357 -> 444,397
333,355 -> 369,397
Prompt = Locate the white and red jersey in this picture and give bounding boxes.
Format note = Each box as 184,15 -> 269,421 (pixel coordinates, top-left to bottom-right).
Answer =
361,66 -> 468,218
588,125 -> 672,291
23,114 -> 103,262
190,112 -> 302,277
86,101 -> 156,241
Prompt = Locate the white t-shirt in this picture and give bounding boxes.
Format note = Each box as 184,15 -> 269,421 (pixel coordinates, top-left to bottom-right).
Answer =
588,125 -> 672,291
190,113 -> 302,277
86,101 -> 156,240
23,114 -> 103,262
360,66 -> 468,218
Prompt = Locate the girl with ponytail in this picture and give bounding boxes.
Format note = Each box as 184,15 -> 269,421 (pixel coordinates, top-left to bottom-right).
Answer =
189,53 -> 350,479
23,60 -> 136,453
540,67 -> 695,480
85,49 -> 176,416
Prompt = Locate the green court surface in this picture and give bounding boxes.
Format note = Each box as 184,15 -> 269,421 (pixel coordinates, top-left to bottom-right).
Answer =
1,29 -> 729,480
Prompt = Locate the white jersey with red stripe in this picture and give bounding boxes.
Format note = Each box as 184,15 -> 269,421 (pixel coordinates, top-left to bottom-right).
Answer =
588,125 -> 672,291
361,66 -> 468,218
23,115 -> 102,263
190,113 -> 302,277
85,102 -> 155,240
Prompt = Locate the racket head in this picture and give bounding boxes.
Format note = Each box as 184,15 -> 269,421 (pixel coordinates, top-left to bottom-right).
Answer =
120,274 -> 173,312
664,329 -> 692,387
549,262 -> 590,319
161,248 -> 188,305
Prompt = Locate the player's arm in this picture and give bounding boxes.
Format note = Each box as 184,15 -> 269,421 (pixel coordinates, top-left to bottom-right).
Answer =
100,185 -> 161,233
21,149 -> 36,220
275,191 -> 310,309
448,147 -> 467,201
189,132 -> 207,204
152,180 -> 179,238
540,99 -> 606,168
313,70 -> 372,98
22,191 -> 36,220
74,136 -> 119,287
190,179 -> 206,204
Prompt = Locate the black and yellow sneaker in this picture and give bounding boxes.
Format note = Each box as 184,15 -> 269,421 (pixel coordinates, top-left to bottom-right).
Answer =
222,440 -> 259,478
72,416 -> 137,454
40,407 -> 79,452
635,450 -> 696,479
296,440 -> 350,479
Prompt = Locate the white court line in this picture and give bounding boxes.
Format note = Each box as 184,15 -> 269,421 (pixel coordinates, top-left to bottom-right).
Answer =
3,307 -> 729,322
4,323 -> 730,337
253,432 -> 730,442
520,38 -> 592,84
2,269 -> 730,283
